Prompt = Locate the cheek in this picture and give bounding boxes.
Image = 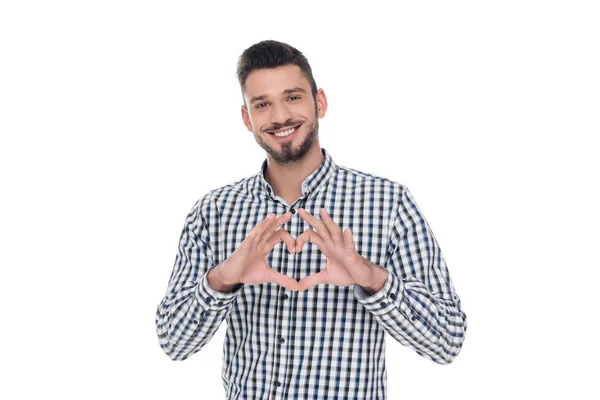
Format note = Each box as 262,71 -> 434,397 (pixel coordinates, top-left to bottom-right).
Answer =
256,116 -> 274,132
301,104 -> 317,118
246,114 -> 261,131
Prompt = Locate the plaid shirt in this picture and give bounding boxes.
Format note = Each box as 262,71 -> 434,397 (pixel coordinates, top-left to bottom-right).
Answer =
156,147 -> 467,399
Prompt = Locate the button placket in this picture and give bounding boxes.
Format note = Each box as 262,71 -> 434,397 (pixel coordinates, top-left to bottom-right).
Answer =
272,212 -> 295,396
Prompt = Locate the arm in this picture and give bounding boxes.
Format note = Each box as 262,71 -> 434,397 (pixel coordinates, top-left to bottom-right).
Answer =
353,186 -> 468,364
155,195 -> 243,361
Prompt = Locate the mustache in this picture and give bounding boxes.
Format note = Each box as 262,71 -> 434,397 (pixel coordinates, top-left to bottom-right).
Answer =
263,121 -> 303,133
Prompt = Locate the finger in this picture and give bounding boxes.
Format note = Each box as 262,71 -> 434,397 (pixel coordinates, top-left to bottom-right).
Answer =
242,229 -> 257,247
320,208 -> 343,244
296,228 -> 326,253
254,212 -> 291,243
268,270 -> 299,292
343,228 -> 356,250
266,211 -> 293,234
250,213 -> 277,241
264,229 -> 297,254
258,212 -> 292,248
263,211 -> 292,240
298,208 -> 330,240
298,271 -> 327,291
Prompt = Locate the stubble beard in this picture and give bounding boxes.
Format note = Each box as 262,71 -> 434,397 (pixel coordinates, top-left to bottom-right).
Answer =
253,114 -> 319,165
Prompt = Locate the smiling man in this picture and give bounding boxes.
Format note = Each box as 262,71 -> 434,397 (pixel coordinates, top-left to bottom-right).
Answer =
156,40 -> 468,400
242,61 -> 327,207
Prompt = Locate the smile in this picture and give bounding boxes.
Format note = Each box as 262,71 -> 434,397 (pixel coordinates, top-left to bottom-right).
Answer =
266,123 -> 302,139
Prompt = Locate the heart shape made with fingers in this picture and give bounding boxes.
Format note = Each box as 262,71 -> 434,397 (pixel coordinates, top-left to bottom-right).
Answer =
277,208 -> 381,292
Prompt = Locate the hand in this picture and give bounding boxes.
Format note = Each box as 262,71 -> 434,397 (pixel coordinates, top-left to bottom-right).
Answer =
295,208 -> 381,291
214,212 -> 299,292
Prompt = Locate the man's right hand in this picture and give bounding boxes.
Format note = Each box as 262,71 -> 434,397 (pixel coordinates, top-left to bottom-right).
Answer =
208,212 -> 299,292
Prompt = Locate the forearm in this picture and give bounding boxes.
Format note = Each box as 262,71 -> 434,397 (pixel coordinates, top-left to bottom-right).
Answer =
155,268 -> 242,360
207,262 -> 243,293
355,268 -> 467,364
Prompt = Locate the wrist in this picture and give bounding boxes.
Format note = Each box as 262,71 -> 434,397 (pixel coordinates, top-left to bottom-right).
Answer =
208,263 -> 239,293
360,260 -> 387,295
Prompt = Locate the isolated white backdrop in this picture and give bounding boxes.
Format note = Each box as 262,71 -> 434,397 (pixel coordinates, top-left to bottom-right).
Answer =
1,1 -> 598,399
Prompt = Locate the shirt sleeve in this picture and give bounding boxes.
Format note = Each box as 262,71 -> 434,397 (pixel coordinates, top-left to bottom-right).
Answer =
353,186 -> 468,364
155,195 -> 243,361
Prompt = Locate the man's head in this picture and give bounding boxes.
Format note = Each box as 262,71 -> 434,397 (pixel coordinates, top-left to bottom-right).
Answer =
238,40 -> 327,164
237,40 -> 318,103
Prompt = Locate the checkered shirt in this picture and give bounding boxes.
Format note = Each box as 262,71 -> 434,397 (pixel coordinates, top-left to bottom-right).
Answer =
155,147 -> 468,399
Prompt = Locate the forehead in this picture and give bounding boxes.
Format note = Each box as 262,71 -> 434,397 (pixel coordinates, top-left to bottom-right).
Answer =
244,64 -> 310,100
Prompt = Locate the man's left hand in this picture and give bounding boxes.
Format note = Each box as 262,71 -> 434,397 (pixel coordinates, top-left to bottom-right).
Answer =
295,208 -> 385,292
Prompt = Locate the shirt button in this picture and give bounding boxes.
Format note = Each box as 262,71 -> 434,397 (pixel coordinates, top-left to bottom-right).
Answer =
411,315 -> 416,321
289,208 -> 296,214
390,292 -> 397,300
217,301 -> 223,306
281,293 -> 289,300
380,301 -> 387,307
205,297 -> 212,303
280,337 -> 285,344
275,381 -> 281,387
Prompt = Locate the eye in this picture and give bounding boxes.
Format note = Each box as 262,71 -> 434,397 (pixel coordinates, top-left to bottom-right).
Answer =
288,95 -> 301,101
255,102 -> 268,109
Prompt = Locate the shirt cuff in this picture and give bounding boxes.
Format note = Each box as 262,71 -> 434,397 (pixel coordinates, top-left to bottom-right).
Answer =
353,268 -> 404,316
195,268 -> 243,311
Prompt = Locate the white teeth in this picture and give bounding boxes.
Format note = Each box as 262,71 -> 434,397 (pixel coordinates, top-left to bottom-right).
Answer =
274,127 -> 295,137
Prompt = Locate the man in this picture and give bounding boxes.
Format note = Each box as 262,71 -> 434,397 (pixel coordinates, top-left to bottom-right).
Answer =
156,40 -> 467,399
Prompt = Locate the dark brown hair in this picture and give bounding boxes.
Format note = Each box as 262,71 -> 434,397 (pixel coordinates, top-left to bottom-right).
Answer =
237,40 -> 318,103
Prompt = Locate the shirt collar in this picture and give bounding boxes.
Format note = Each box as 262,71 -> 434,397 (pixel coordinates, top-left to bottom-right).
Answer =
259,147 -> 337,200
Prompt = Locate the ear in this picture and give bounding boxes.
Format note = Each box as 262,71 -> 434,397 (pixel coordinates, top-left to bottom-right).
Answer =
316,88 -> 328,118
241,105 -> 253,132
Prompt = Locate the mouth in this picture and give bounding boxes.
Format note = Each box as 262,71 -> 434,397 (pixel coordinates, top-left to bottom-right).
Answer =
265,123 -> 302,141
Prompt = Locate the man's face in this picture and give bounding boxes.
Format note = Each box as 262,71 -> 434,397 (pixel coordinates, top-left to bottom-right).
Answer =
241,64 -> 327,164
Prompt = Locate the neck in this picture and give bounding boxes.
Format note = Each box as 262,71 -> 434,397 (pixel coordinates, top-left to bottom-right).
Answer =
264,145 -> 324,205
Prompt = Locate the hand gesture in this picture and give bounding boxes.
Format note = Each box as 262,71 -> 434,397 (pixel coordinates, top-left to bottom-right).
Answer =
216,212 -> 299,292
295,208 -> 377,291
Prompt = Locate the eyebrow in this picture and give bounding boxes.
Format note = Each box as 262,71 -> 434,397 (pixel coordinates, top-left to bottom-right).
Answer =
249,87 -> 308,105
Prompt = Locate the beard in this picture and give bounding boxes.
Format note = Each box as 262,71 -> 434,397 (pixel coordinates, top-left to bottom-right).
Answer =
253,113 -> 319,165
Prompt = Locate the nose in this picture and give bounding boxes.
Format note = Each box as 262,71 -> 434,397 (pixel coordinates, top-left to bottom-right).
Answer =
269,102 -> 293,125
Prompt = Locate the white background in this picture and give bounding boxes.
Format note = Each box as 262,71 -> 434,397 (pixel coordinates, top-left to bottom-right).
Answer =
1,1 -> 598,399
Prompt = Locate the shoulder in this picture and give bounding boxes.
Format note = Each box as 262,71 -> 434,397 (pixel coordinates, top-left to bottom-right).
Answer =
190,172 -> 260,213
335,164 -> 406,197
